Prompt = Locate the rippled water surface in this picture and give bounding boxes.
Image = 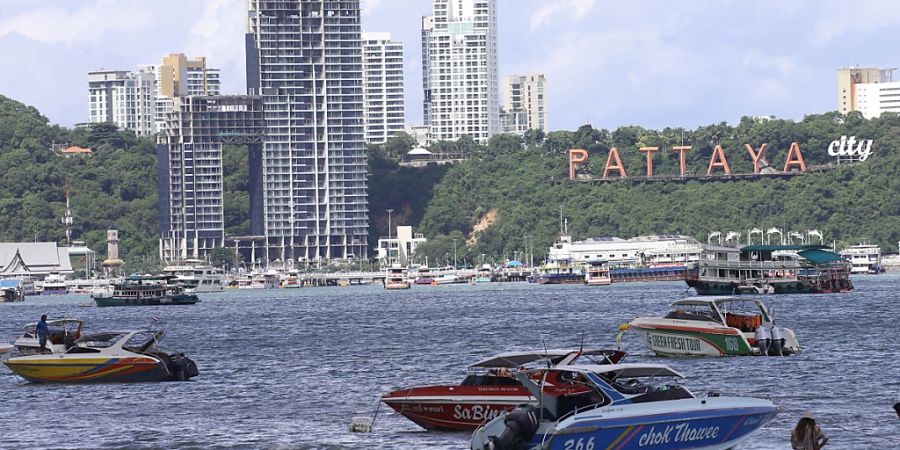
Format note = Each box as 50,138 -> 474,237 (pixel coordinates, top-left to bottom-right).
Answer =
2,274 -> 897,449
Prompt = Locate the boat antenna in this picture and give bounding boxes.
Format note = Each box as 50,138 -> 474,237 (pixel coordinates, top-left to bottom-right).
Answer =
578,331 -> 585,354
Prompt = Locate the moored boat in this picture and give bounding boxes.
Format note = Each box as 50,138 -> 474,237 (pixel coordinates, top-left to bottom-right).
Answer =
839,243 -> 884,274
629,296 -> 801,357
384,266 -> 411,289
687,244 -> 852,295
471,364 -> 778,450
381,348 -> 625,431
4,329 -> 198,383
92,275 -> 199,307
161,259 -> 225,293
532,260 -> 584,285
39,273 -> 69,295
584,259 -> 611,286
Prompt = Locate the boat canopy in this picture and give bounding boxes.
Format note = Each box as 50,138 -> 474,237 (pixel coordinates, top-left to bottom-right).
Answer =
797,249 -> 845,265
470,350 -> 578,368
740,244 -> 828,252
554,363 -> 684,379
670,296 -> 736,306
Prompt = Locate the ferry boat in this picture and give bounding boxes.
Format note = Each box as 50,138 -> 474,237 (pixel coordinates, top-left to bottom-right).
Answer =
39,273 -> 69,295
283,270 -> 302,288
839,244 -> 884,274
532,260 -> 584,285
584,259 -> 611,286
686,244 -> 852,295
471,364 -> 778,450
384,266 -> 411,289
162,260 -> 225,293
4,329 -> 198,383
250,270 -> 280,289
92,275 -> 199,307
629,297 -> 801,357
432,272 -> 468,285
413,267 -> 435,285
474,265 -> 493,283
382,348 -> 625,431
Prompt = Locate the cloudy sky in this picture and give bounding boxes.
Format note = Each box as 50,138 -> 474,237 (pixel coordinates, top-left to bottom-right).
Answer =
2,0 -> 900,131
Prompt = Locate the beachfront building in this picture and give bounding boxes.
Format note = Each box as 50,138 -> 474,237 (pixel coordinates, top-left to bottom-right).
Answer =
425,0 -> 500,143
362,32 -> 405,144
377,226 -> 427,267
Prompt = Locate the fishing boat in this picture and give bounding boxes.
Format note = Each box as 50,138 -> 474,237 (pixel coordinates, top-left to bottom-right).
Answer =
381,348 -> 625,431
471,364 -> 778,450
629,296 -> 801,357
161,259 -> 225,293
686,244 -> 852,295
92,275 -> 199,307
384,266 -> 411,289
12,318 -> 85,355
584,259 -> 611,286
532,260 -> 584,285
3,329 -> 198,383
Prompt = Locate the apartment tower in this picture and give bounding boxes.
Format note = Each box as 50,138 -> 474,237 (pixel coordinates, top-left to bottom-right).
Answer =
421,16 -> 434,126
361,32 -> 406,144
837,66 -> 899,118
427,0 -> 499,143
503,74 -> 547,132
246,0 -> 368,262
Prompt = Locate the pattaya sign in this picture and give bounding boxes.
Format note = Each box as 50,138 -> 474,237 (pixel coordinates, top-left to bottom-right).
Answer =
828,135 -> 873,161
568,143 -> 809,180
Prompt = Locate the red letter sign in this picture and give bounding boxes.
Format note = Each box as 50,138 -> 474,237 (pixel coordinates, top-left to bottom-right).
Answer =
783,143 -> 807,172
706,145 -> 732,176
603,148 -> 627,178
673,146 -> 692,177
569,149 -> 589,180
744,143 -> 768,174
639,147 -> 659,177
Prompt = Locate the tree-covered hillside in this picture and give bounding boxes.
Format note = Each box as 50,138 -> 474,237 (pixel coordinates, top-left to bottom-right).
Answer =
0,95 -> 159,271
412,114 -> 900,265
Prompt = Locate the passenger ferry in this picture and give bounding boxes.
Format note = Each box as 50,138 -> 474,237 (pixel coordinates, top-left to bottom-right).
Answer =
531,260 -> 584,285
687,244 -> 852,295
38,273 -> 69,295
92,275 -> 199,307
839,244 -> 884,274
584,259 -> 611,286
162,260 -> 225,293
384,266 -> 411,289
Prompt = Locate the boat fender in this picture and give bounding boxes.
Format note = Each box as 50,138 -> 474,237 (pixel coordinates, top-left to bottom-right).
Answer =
487,406 -> 539,450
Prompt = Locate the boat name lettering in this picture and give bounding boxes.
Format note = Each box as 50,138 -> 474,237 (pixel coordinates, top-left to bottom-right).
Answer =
638,423 -> 719,447
453,404 -> 501,422
648,334 -> 702,352
563,437 -> 595,450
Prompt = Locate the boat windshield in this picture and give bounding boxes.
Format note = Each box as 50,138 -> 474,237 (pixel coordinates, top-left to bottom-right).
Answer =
663,303 -> 720,323
609,374 -> 693,403
123,331 -> 163,353
77,332 -> 127,348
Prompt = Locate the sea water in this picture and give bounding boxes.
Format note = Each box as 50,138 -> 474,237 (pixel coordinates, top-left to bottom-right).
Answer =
1,274 -> 896,449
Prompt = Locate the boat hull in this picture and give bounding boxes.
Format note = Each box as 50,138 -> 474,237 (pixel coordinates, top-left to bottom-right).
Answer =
630,319 -> 800,357
382,385 -> 532,431
4,357 -> 173,383
93,294 -> 199,307
384,282 -> 411,290
536,275 -> 584,285
686,278 -> 851,295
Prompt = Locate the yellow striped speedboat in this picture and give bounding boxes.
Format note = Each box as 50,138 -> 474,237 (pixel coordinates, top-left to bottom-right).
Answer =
4,330 -> 198,383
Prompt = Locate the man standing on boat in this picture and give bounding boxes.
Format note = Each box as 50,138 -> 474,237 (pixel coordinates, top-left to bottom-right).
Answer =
755,323 -> 771,356
36,315 -> 49,353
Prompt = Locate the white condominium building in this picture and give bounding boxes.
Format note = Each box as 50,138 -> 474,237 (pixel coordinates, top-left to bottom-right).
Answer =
88,67 -> 157,136
503,74 -> 547,132
427,0 -> 499,143
837,66 -> 895,117
361,32 -> 405,144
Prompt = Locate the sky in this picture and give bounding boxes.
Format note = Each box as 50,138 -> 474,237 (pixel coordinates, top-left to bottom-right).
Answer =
2,0 -> 900,132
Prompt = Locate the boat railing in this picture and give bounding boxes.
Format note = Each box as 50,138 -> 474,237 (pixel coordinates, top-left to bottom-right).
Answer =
700,260 -> 802,270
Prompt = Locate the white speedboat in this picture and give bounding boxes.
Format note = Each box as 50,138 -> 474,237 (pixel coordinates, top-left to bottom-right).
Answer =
162,260 -> 225,293
471,364 -> 778,450
630,296 -> 801,357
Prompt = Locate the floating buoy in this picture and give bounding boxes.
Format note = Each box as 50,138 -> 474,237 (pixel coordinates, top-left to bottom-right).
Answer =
618,323 -> 631,331
349,416 -> 373,432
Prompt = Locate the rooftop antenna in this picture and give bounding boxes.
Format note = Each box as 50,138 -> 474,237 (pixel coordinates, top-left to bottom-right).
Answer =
61,178 -> 73,246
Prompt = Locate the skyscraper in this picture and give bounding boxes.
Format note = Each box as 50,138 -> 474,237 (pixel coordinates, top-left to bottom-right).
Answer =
421,15 -> 434,126
503,74 -> 547,132
361,32 -> 405,144
246,0 -> 368,262
427,0 -> 499,143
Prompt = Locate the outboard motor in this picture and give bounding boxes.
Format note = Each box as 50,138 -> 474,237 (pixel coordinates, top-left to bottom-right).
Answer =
166,353 -> 199,381
486,405 -> 540,450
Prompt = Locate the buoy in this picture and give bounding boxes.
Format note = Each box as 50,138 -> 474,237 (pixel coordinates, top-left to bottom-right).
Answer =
349,416 -> 373,432
618,323 -> 631,331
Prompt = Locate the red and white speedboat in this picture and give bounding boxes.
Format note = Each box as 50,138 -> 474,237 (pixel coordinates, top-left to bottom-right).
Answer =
381,348 -> 625,431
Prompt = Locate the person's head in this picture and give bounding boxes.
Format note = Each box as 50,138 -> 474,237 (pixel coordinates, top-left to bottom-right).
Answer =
40,314 -> 47,322
894,402 -> 900,419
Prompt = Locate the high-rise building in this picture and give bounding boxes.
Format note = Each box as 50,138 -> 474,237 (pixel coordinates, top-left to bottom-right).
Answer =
503,74 -> 547,132
246,0 -> 368,262
88,54 -> 221,135
361,32 -> 405,144
837,67 -> 893,115
837,66 -> 900,119
427,0 -> 499,144
421,16 -> 434,126
88,67 -> 157,136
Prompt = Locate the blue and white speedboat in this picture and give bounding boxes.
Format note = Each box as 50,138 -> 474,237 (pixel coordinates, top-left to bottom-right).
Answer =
471,363 -> 777,450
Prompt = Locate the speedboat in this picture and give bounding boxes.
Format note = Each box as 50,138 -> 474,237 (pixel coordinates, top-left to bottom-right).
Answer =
12,318 -> 85,355
629,296 -> 801,357
381,348 -> 625,431
471,363 -> 778,450
3,329 -> 198,383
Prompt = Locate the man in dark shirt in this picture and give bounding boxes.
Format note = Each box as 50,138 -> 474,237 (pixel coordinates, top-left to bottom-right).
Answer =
36,315 -> 49,353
